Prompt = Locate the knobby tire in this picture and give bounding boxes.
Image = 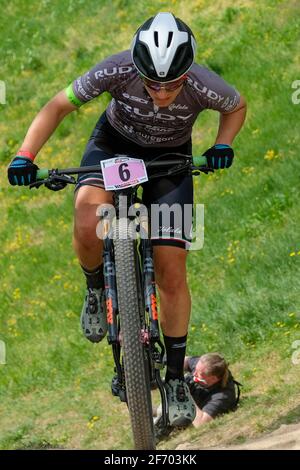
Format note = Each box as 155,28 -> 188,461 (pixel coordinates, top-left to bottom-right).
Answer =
114,221 -> 155,450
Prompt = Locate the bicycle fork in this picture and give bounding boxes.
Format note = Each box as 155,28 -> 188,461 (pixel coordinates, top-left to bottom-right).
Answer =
103,235 -> 127,402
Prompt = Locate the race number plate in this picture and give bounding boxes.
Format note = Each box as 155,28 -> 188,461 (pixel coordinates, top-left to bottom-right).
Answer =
101,156 -> 148,191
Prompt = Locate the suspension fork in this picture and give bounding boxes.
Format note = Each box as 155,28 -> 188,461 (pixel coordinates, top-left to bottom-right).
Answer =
102,215 -> 126,400
140,238 -> 160,341
103,234 -> 118,344
103,189 -> 138,402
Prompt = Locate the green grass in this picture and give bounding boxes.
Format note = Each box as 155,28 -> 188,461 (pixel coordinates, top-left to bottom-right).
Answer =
1,0 -> 300,450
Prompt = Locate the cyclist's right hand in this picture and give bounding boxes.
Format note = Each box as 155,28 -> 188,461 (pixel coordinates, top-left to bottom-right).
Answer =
8,155 -> 39,186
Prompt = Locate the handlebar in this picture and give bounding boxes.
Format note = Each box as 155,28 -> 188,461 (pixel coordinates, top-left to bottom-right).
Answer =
31,154 -> 211,191
36,155 -> 208,181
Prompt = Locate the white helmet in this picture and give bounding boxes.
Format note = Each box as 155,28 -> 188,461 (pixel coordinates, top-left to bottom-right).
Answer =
131,12 -> 197,82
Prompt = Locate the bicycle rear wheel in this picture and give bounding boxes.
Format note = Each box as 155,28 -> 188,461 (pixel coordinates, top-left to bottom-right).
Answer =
114,222 -> 155,450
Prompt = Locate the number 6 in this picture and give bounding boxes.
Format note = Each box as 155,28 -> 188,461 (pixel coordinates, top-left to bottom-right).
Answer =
119,163 -> 130,182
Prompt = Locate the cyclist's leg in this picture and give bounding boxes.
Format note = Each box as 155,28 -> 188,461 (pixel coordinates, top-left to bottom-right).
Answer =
73,112 -> 115,270
143,172 -> 196,426
74,169 -> 113,343
153,245 -> 196,427
73,116 -> 115,342
153,244 -> 191,390
73,111 -> 147,342
142,170 -> 193,357
73,185 -> 113,270
153,245 -> 190,338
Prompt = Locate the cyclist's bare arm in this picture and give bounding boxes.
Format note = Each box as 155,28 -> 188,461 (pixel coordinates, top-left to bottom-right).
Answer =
20,90 -> 78,156
215,94 -> 247,146
193,407 -> 213,428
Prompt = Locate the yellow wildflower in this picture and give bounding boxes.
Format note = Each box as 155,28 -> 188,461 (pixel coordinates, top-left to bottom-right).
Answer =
12,288 -> 21,300
242,166 -> 255,175
264,149 -> 279,161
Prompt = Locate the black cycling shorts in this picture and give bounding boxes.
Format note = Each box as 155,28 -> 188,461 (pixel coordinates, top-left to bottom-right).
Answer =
75,112 -> 194,250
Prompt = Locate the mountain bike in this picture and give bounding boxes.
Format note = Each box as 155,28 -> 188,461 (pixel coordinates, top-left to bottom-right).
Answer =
30,153 -> 209,450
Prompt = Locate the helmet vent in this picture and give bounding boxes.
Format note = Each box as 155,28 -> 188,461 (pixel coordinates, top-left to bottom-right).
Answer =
167,32 -> 173,48
154,31 -> 159,47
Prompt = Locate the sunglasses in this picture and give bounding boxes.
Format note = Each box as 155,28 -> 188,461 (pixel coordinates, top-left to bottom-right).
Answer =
140,75 -> 187,92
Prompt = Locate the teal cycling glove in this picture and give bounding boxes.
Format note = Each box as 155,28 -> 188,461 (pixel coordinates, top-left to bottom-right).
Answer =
8,153 -> 39,186
203,144 -> 234,169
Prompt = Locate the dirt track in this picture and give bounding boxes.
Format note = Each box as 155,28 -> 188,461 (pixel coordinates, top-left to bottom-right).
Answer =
176,422 -> 300,450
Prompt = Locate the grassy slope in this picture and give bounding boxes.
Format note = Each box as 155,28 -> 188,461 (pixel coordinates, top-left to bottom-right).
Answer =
0,0 -> 300,450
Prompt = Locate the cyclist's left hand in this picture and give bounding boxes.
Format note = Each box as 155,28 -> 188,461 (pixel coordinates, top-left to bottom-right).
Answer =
202,144 -> 234,169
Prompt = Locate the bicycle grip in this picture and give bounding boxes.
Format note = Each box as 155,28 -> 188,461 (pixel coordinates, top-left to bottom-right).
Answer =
192,155 -> 207,166
36,169 -> 49,180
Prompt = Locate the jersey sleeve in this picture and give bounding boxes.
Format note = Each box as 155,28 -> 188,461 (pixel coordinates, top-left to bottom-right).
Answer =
189,64 -> 240,113
201,391 -> 236,418
64,51 -> 131,107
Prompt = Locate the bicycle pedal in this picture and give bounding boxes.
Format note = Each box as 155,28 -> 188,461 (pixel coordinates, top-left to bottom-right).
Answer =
154,416 -> 173,444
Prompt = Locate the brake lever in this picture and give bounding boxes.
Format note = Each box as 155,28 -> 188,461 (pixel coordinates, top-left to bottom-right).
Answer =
29,180 -> 47,189
29,174 -> 76,190
51,174 -> 76,185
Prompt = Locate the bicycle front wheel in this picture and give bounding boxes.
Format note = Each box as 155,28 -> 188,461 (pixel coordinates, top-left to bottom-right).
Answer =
114,224 -> 155,450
